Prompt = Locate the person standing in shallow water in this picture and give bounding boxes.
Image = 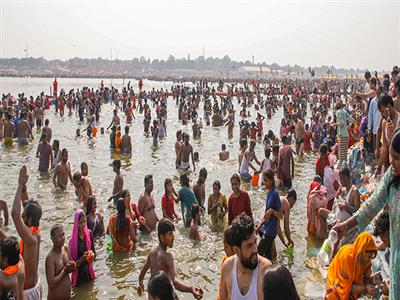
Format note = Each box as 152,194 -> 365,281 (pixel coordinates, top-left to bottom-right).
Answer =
53,148 -> 73,190
12,166 -> 43,299
177,174 -> 199,228
138,175 -> 159,233
193,168 -> 207,210
107,159 -> 123,203
179,132 -> 196,171
137,218 -> 203,299
45,224 -> 76,300
228,173 -> 253,225
68,209 -> 96,287
36,133 -> 53,173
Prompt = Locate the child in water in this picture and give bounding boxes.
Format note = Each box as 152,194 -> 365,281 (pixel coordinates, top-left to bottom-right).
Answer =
189,205 -> 203,241
75,128 -> 82,139
194,152 -> 199,162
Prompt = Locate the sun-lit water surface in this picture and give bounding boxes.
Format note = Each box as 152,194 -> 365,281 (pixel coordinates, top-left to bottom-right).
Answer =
0,77 -> 326,299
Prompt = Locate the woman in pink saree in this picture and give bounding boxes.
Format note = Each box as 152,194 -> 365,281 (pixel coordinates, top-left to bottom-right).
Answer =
307,181 -> 328,239
69,209 -> 96,287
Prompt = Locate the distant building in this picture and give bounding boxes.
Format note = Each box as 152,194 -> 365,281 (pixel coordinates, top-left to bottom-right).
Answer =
238,66 -> 282,74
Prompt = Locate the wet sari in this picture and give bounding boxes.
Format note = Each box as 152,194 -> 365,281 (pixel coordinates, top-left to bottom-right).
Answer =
325,232 -> 377,300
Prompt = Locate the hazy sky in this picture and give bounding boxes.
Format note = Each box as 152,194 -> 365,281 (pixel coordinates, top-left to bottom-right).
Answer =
1,0 -> 399,70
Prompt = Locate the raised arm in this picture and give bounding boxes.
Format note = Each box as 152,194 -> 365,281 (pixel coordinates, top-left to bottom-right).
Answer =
11,166 -> 36,245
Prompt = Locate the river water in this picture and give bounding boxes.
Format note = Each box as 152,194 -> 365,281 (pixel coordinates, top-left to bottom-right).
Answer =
0,77 -> 325,299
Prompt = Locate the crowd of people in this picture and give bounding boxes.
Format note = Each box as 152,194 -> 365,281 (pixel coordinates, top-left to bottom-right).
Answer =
0,67 -> 399,300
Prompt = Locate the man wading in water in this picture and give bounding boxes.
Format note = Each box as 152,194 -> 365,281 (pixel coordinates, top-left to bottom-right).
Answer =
12,166 -> 43,300
137,218 -> 203,299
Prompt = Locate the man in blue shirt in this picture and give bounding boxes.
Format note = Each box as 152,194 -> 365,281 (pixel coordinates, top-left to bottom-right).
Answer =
256,169 -> 282,260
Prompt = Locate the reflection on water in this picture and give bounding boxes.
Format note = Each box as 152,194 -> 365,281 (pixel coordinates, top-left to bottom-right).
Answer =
0,77 -> 325,299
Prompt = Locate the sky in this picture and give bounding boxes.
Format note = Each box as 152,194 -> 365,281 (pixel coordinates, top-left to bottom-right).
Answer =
1,0 -> 399,71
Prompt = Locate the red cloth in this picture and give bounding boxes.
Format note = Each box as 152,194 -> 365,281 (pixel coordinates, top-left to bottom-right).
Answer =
304,131 -> 312,151
162,193 -> 175,219
228,189 -> 253,224
316,154 -> 330,178
130,203 -> 141,220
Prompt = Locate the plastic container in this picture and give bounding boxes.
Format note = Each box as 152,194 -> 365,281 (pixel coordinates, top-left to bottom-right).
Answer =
317,230 -> 338,267
251,174 -> 259,187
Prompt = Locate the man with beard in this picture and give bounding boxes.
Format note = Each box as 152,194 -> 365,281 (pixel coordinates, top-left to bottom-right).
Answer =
219,213 -> 271,300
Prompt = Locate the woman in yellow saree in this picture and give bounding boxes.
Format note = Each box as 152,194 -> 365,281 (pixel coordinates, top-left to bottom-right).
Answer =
325,232 -> 377,299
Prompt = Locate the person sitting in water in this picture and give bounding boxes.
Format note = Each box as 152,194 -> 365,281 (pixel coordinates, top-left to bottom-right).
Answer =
107,198 -> 137,252
219,144 -> 229,161
68,209 -> 96,287
325,232 -> 378,299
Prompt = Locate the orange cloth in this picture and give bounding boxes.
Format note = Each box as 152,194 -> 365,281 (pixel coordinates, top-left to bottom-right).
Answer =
1,263 -> 20,275
108,214 -> 133,251
20,226 -> 40,256
115,132 -> 121,153
326,232 -> 377,300
92,127 -> 98,137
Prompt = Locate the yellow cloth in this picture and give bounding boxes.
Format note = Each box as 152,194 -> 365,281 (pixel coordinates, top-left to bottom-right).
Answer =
326,232 -> 377,300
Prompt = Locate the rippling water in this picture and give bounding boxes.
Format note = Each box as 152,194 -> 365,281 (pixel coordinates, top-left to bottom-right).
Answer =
0,77 -> 326,299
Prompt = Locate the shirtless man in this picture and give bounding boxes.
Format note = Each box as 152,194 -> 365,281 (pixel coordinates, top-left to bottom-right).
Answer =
138,218 -> 203,299
3,113 -> 15,146
175,130 -> 182,169
107,110 -> 120,130
179,133 -> 195,171
193,168 -> 207,210
294,115 -> 305,156
0,236 -> 25,300
17,112 -> 34,145
42,119 -> 52,143
120,125 -> 132,155
45,224 -> 75,300
107,160 -> 123,203
72,172 -> 93,207
33,106 -> 44,130
53,149 -> 73,190
11,166 -> 43,299
138,175 -> 158,233
219,144 -> 230,161
219,213 -> 271,300
277,189 -> 297,248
